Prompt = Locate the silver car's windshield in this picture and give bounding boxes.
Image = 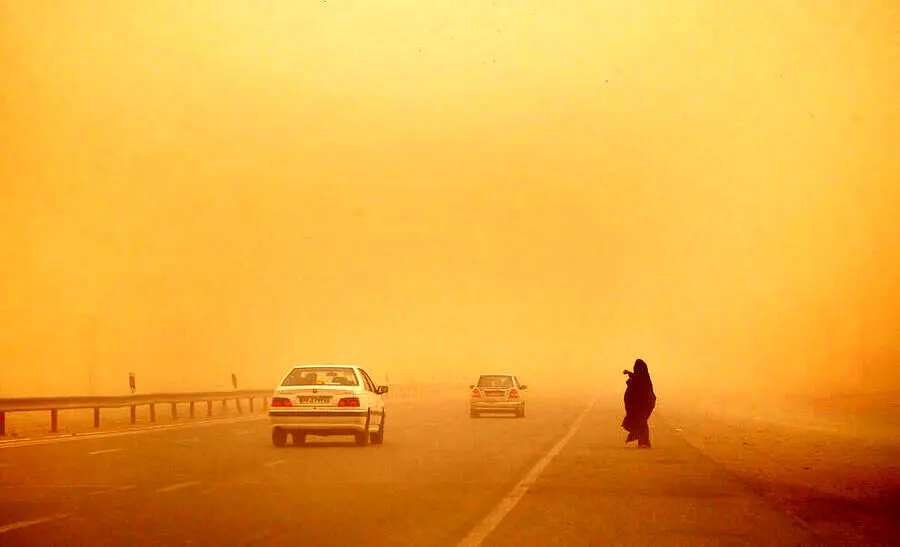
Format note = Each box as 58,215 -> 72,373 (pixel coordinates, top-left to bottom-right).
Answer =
282,367 -> 359,387
477,375 -> 514,388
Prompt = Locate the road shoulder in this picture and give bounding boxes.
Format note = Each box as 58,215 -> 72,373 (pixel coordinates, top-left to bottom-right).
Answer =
481,401 -> 826,546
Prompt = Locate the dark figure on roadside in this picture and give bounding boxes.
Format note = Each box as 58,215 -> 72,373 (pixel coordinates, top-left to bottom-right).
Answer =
621,359 -> 656,448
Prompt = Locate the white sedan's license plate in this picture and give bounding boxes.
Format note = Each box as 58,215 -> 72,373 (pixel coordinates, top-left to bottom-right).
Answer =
298,396 -> 331,404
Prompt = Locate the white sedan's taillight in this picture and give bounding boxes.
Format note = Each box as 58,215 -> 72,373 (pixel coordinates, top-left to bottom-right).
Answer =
338,397 -> 360,407
271,397 -> 292,407
471,388 -> 481,398
508,389 -> 520,399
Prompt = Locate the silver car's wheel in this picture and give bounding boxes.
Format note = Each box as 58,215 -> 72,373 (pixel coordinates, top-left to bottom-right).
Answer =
469,409 -> 479,418
355,414 -> 371,446
516,405 -> 525,418
272,428 -> 287,447
292,432 -> 306,445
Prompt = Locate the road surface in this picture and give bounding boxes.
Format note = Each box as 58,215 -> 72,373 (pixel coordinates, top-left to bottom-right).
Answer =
0,389 -> 834,545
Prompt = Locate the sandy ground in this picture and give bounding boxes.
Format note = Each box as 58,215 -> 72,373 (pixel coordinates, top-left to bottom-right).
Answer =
659,390 -> 900,546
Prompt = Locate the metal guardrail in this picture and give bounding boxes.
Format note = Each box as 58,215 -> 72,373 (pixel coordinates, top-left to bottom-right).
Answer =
0,390 -> 272,436
0,383 -> 434,437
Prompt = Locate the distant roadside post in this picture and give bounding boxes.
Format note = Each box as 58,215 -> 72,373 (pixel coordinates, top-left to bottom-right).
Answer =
128,372 -> 137,423
231,373 -> 238,390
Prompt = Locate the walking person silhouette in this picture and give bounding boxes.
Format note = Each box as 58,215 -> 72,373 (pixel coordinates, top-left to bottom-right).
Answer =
621,358 -> 656,448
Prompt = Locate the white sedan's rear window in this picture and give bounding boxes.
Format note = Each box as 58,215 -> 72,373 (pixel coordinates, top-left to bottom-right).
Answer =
477,375 -> 514,388
282,367 -> 359,387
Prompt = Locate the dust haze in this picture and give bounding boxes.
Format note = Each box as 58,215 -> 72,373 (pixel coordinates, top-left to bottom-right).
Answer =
1,1 -> 897,403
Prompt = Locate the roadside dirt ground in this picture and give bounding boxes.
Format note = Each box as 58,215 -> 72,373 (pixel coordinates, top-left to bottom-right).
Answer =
659,390 -> 900,546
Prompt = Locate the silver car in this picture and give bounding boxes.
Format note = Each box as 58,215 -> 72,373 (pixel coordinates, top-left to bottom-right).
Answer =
469,373 -> 527,418
268,365 -> 388,447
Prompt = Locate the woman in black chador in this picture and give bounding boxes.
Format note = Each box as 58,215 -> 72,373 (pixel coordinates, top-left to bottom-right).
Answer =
621,358 -> 656,448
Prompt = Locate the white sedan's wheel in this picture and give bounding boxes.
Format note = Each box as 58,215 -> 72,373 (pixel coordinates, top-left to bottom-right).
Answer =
272,428 -> 287,447
355,414 -> 371,446
371,415 -> 385,445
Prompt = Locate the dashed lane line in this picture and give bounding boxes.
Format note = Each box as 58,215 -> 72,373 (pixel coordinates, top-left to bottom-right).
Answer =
262,459 -> 287,468
457,398 -> 597,547
88,448 -> 123,455
171,437 -> 201,444
87,484 -> 136,497
0,513 -> 71,535
156,481 -> 201,493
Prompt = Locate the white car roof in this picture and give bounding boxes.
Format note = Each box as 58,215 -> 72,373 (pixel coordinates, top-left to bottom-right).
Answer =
289,364 -> 358,369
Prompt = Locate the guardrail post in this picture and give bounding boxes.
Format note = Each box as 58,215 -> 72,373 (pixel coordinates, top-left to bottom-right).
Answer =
236,397 -> 242,414
130,405 -> 136,424
249,397 -> 254,412
149,403 -> 156,423
171,402 -> 178,420
207,400 -> 212,417
50,409 -> 58,433
0,411 -> 5,436
93,407 -> 100,428
189,401 -> 195,418
263,397 -> 268,410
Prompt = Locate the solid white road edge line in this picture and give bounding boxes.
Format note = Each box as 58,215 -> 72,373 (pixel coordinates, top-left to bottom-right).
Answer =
0,513 -> 71,534
456,399 -> 597,547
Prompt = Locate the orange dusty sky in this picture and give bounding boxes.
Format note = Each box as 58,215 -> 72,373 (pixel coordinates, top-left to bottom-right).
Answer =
1,1 -> 898,396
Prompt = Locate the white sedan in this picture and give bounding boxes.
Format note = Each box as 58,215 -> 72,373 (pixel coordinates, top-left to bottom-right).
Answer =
469,373 -> 527,417
268,365 -> 387,447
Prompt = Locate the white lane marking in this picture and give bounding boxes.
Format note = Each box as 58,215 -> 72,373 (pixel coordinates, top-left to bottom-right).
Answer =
0,415 -> 264,450
0,484 -> 120,489
88,448 -> 123,455
88,485 -> 136,497
0,513 -> 71,534
262,459 -> 287,468
457,399 -> 597,547
172,437 -> 200,444
156,480 -> 201,493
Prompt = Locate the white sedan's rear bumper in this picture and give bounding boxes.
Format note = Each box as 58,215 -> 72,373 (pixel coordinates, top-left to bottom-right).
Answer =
470,401 -> 524,412
269,409 -> 368,433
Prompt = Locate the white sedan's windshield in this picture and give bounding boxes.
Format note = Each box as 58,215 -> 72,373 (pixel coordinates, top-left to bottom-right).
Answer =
282,367 -> 359,387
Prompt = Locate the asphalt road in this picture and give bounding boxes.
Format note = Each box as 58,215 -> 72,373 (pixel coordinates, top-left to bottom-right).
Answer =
0,389 -> 825,546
